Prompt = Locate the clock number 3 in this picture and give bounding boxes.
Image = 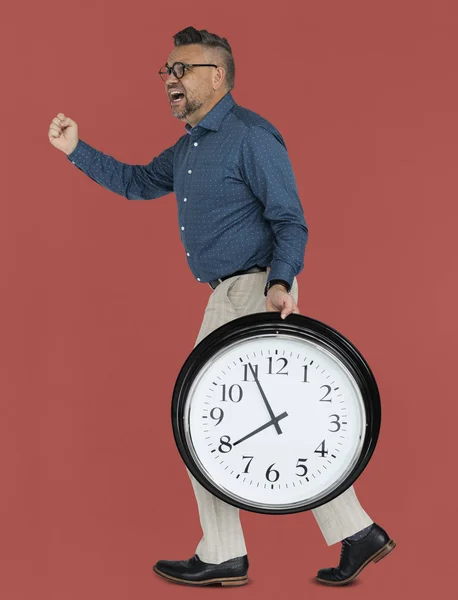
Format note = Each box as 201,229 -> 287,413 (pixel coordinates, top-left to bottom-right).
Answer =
328,414 -> 341,432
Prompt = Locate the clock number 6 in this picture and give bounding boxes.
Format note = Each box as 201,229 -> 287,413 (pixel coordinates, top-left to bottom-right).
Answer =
266,463 -> 280,482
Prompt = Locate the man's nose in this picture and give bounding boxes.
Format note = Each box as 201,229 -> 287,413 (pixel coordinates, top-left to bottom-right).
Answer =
166,70 -> 179,84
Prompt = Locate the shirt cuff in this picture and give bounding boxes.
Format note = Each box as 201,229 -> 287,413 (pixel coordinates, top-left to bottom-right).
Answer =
67,139 -> 97,170
267,260 -> 296,291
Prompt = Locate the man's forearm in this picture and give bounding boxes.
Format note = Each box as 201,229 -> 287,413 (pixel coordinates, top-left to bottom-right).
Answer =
67,139 -> 174,200
266,221 -> 309,289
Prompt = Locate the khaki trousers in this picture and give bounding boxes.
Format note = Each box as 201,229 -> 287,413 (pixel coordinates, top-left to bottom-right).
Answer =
187,271 -> 373,563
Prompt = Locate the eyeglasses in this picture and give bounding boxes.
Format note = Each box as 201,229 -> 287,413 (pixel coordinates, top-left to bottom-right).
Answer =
158,62 -> 218,81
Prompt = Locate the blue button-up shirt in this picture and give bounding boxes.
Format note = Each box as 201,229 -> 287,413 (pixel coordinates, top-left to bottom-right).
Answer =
67,91 -> 308,288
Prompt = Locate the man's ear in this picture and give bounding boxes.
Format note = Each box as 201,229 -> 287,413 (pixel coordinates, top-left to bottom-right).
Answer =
213,66 -> 226,90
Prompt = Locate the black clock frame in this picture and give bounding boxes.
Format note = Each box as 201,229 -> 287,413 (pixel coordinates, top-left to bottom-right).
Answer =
171,312 -> 381,515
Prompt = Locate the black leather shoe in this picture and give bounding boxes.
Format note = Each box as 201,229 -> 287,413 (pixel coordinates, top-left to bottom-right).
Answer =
153,554 -> 249,587
316,523 -> 396,586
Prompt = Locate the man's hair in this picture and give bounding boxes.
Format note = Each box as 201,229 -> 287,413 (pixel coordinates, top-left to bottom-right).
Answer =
173,26 -> 235,90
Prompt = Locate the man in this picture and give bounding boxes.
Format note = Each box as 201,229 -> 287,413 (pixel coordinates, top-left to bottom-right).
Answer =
48,26 -> 395,588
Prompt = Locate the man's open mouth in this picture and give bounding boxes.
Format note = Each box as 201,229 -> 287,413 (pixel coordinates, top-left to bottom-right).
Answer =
169,90 -> 185,104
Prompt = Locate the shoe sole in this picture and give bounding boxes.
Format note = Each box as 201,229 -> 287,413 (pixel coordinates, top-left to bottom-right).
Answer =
315,539 -> 396,586
153,566 -> 248,587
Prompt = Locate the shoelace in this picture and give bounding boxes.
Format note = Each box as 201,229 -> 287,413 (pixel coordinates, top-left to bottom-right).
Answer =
340,539 -> 351,560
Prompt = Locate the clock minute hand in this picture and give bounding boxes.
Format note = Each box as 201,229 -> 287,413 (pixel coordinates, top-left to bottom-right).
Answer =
248,362 -> 283,435
233,412 -> 289,447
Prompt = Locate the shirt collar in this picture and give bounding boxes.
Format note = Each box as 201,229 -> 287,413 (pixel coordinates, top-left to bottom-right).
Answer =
185,92 -> 235,134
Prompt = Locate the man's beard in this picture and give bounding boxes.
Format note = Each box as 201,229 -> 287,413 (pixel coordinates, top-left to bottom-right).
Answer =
171,94 -> 205,120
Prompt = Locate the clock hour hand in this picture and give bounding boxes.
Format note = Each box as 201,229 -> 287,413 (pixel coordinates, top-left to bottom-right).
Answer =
248,362 -> 283,434
233,411 -> 289,447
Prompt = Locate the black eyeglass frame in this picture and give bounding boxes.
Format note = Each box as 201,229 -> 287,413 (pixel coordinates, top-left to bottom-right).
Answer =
158,62 -> 218,81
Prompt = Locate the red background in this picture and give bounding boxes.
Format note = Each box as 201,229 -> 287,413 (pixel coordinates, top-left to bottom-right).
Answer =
1,0 -> 456,598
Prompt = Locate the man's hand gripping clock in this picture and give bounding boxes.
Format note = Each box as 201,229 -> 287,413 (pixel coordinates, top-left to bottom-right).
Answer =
266,283 -> 300,319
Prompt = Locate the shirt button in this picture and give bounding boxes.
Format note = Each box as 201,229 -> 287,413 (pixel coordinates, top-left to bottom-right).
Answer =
187,252 -> 190,256
181,226 -> 185,231
188,169 -> 192,174
197,278 -> 201,282
194,142 -> 198,147
71,161 -> 75,164
184,197 -> 187,202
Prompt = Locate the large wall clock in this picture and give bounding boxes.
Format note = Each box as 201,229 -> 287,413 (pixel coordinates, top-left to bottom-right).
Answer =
171,312 -> 381,515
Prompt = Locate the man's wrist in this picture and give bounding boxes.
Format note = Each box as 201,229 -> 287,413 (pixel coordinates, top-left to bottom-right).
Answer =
264,279 -> 291,296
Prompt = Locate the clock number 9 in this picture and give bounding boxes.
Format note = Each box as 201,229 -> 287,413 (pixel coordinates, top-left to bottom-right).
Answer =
210,407 -> 224,426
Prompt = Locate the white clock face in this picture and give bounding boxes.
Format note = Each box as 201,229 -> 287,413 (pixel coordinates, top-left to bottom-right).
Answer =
184,333 -> 366,511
